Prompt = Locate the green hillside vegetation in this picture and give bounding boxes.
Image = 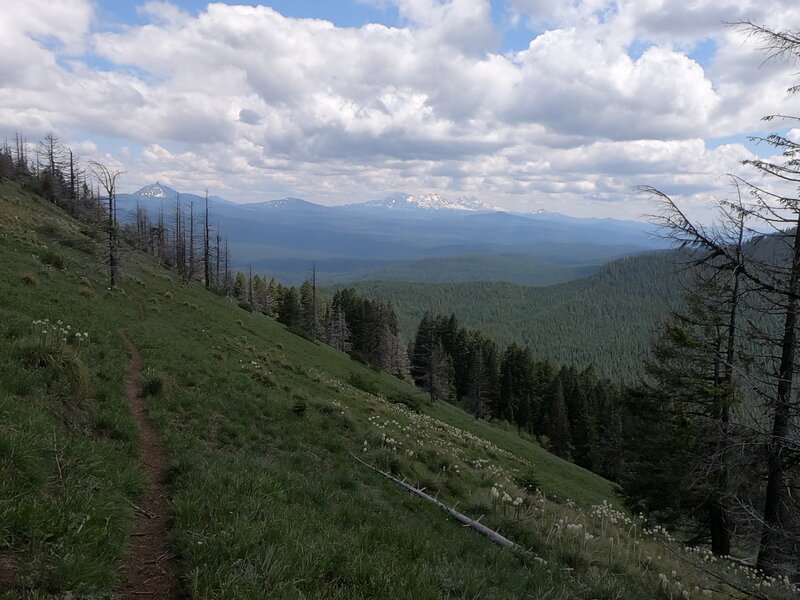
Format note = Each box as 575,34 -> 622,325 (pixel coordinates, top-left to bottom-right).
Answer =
2,178 -> 796,599
341,253 -> 601,286
328,253 -> 684,381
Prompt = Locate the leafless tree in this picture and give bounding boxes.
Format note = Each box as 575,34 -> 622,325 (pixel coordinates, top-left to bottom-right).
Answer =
88,161 -> 123,290
204,190 -> 211,288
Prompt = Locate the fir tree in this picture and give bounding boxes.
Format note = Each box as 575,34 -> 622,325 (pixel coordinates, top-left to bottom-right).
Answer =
547,380 -> 572,459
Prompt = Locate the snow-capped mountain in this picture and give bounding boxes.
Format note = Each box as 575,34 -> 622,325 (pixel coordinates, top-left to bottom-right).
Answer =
348,192 -> 505,212
133,182 -> 179,200
115,181 -> 663,285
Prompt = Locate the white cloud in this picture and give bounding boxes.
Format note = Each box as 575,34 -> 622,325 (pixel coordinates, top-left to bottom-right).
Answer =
0,0 -> 93,52
0,0 -> 798,222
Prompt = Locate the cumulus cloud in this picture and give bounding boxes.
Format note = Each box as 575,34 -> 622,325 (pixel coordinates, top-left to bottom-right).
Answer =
1,0 -> 798,221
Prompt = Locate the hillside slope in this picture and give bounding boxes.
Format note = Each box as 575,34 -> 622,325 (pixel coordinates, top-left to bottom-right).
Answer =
1,180 -> 790,600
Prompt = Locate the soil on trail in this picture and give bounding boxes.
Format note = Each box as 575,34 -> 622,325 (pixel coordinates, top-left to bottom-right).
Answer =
120,330 -> 179,599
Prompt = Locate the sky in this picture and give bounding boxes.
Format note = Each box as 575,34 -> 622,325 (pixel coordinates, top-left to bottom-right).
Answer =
2,0 -> 799,221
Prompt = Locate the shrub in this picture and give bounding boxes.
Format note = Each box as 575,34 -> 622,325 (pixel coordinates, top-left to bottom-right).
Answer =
515,468 -> 541,493
287,326 -> 312,340
350,352 -> 369,365
61,236 -> 96,255
252,370 -> 276,388
237,302 -> 253,312
141,371 -> 165,397
39,250 -> 65,270
21,274 -> 38,286
18,340 -> 91,402
347,372 -> 379,395
390,390 -> 424,411
291,397 -> 307,416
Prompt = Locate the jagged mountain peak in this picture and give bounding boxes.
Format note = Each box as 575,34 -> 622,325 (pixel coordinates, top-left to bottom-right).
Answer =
133,182 -> 178,199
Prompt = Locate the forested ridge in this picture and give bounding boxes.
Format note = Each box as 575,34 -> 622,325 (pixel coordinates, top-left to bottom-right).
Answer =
337,253 -> 602,286
328,250 -> 685,381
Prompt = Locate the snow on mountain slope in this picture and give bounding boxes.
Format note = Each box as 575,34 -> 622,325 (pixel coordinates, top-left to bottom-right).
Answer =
349,192 -> 506,212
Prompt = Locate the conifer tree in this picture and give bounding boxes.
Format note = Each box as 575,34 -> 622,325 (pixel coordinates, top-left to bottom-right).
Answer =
547,380 -> 572,459
328,304 -> 352,352
420,340 -> 450,404
277,286 -> 304,331
203,190 -> 210,288
411,312 -> 438,388
498,343 -> 535,429
466,345 -> 492,419
388,332 -> 411,379
233,271 -> 247,301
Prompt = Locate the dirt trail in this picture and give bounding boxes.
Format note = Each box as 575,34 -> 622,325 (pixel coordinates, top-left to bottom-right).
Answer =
119,329 -> 178,599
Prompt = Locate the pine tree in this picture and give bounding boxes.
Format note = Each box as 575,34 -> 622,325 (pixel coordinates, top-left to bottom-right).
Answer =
466,345 -> 492,419
299,281 -> 321,338
547,380 -> 572,459
233,271 -> 247,301
328,305 -> 352,352
640,22 -> 800,574
411,312 -> 438,388
498,343 -> 535,430
277,286 -> 303,331
388,332 -> 411,379
421,340 -> 450,404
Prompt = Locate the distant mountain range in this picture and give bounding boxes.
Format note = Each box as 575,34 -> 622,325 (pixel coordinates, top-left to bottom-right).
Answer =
350,192 -> 506,212
127,183 -> 507,213
117,183 -> 668,284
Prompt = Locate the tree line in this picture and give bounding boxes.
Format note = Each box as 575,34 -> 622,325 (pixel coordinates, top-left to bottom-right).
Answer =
222,268 -> 411,378
2,132 -> 409,380
403,25 -> 799,580
1,132 -> 107,224
409,311 -> 625,473
1,132 -> 228,292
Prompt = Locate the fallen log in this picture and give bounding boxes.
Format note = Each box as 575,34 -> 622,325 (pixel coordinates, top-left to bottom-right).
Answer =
350,452 -> 545,563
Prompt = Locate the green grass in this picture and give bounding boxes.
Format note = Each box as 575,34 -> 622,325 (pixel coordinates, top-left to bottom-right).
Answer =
1,178 -> 796,600
426,402 -> 618,508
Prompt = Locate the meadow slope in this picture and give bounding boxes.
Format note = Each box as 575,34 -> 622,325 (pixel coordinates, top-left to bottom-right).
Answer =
1,179 -> 795,600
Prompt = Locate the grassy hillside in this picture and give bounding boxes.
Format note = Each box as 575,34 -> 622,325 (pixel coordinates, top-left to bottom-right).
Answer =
328,253 -> 684,381
2,179 -> 794,600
